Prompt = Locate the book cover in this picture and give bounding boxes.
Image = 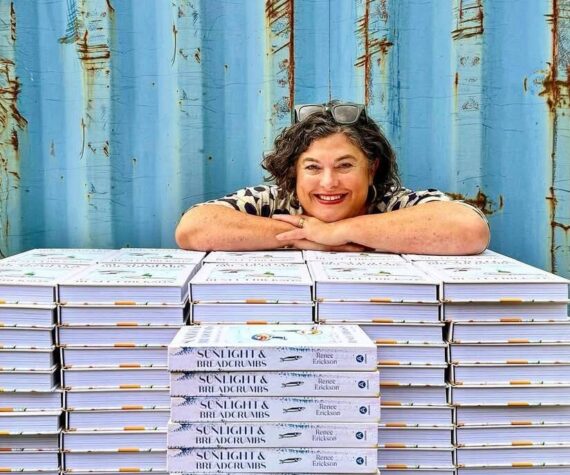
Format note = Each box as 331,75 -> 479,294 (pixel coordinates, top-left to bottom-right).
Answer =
104,248 -> 206,264
204,250 -> 304,263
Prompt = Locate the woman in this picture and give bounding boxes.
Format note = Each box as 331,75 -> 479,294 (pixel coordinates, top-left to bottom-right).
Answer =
175,101 -> 489,254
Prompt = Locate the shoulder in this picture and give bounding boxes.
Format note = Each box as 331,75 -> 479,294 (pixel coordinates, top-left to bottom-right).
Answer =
372,186 -> 450,213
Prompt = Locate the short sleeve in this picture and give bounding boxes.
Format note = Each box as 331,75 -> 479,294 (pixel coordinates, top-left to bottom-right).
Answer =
379,187 -> 451,212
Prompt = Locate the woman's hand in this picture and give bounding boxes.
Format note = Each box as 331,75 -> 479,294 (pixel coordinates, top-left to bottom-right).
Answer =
272,214 -> 358,249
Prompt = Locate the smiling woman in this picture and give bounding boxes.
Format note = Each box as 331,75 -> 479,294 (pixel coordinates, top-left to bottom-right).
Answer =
175,101 -> 490,254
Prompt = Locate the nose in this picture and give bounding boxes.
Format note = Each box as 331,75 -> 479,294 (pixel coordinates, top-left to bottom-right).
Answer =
320,168 -> 339,189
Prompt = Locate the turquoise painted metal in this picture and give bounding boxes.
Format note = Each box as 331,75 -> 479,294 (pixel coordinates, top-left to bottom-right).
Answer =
0,0 -> 568,277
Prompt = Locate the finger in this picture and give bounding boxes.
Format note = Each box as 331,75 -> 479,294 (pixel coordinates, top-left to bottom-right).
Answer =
331,244 -> 366,252
275,229 -> 306,241
272,214 -> 305,226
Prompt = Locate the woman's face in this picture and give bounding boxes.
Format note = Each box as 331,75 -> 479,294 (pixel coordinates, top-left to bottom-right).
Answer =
295,132 -> 378,222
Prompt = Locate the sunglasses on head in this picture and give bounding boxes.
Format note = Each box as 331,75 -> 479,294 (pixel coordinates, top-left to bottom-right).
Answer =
293,102 -> 367,124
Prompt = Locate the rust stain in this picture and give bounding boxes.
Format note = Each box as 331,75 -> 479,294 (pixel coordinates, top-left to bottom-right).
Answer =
9,130 -> 18,153
0,58 -> 28,131
171,23 -> 178,66
377,0 -> 389,23
446,190 -> 504,216
8,171 -> 19,180
265,0 -> 295,111
355,0 -> 393,105
10,2 -> 16,42
452,0 -> 484,40
194,48 -> 201,64
77,30 -> 111,63
105,0 -> 115,13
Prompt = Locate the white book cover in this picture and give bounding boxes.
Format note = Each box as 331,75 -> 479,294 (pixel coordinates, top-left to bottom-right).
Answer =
379,405 -> 453,426
63,449 -> 166,471
167,447 -> 378,473
452,363 -> 570,384
104,248 -> 206,265
58,262 -> 201,304
380,383 -> 449,406
403,249 -> 508,262
190,262 -> 313,302
61,345 -> 168,367
456,423 -> 570,446
191,302 -> 313,324
0,303 -> 56,325
170,370 -> 379,397
0,388 -> 62,410
63,429 -> 167,450
0,324 -> 54,346
0,365 -> 58,390
0,263 -> 85,303
450,321 -> 570,343
0,433 -> 59,449
415,259 -> 569,301
59,303 -> 187,325
303,251 -> 405,263
0,449 -> 59,470
0,347 -> 55,370
451,383 -> 570,405
170,396 -> 380,423
316,301 -> 440,323
309,261 -> 439,302
167,421 -> 378,448
204,250 -> 304,263
168,324 -> 376,371
456,445 -> 570,466
2,248 -> 118,265
64,387 -> 169,410
377,447 -> 454,468
0,411 -> 61,432
450,342 -> 570,364
455,404 -> 570,425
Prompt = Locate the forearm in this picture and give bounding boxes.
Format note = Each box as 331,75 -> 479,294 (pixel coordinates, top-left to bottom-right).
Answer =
333,201 -> 490,255
175,205 -> 295,251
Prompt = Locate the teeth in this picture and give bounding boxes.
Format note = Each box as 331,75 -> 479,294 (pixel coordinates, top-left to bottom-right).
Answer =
318,194 -> 342,201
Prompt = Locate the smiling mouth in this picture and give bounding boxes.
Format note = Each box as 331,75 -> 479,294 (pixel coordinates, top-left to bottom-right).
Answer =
314,193 -> 347,204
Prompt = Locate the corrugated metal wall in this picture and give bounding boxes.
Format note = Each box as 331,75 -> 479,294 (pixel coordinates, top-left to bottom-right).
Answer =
0,0 -> 568,277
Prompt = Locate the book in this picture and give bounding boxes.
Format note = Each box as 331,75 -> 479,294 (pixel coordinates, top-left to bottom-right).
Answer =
316,301 -> 440,323
451,363 -> 570,384
61,345 -> 168,367
0,262 -> 85,303
167,447 -> 378,473
356,322 -> 445,344
380,383 -> 449,405
169,396 -> 380,423
0,347 -> 56,370
303,251 -> 406,263
103,248 -> 205,265
415,259 -> 569,301
0,449 -> 59,470
204,250 -> 304,263
450,342 -> 570,364
0,303 -> 56,325
450,321 -> 570,343
190,262 -> 313,302
455,404 -> 570,425
308,261 -> 438,302
379,405 -> 453,425
167,421 -> 378,448
379,364 -> 447,385
0,388 -> 62,410
62,428 -> 167,450
191,302 -> 314,323
0,432 -> 59,449
455,423 -> 570,446
58,262 -> 201,304
66,408 -> 170,430
58,324 -> 180,346
62,366 -> 169,389
0,366 -> 58,390
456,445 -> 570,465
403,249 -> 507,262
168,324 -> 377,372
451,384 -> 570,405
0,325 -> 54,346
58,302 -> 188,325
377,447 -> 454,468
377,343 -> 447,365
2,248 -> 117,265
377,425 -> 454,447
64,387 -> 169,410
63,449 -> 166,471
170,370 -> 380,397
443,301 -> 569,321
457,466 -> 570,475
0,411 -> 61,431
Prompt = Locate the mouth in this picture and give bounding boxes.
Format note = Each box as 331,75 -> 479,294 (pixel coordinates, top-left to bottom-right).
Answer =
314,193 -> 347,205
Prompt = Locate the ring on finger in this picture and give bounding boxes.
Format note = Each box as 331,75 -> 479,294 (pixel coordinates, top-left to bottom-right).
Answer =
298,217 -> 305,228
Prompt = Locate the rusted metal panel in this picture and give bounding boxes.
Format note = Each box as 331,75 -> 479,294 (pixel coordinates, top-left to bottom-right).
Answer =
1,0 -> 568,278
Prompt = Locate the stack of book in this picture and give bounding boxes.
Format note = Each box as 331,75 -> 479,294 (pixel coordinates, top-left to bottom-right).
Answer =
415,254 -> 570,474
0,259 -> 87,473
167,323 -> 380,473
57,258 -> 202,473
190,258 -> 313,324
306,253 -> 453,474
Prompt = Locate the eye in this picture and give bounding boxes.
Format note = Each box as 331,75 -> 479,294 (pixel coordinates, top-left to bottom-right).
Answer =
304,164 -> 320,171
337,162 -> 355,170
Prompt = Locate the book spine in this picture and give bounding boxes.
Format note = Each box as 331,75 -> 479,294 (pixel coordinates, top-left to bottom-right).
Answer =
169,396 -> 380,423
167,422 -> 378,448
167,447 -> 378,473
169,371 -> 380,397
168,346 -> 377,372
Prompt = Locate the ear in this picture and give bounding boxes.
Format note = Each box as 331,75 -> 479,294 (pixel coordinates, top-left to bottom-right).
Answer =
369,159 -> 379,185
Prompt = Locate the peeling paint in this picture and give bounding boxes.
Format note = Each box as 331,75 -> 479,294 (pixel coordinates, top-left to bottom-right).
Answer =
194,47 -> 201,63
452,0 -> 484,40
171,23 -> 178,66
447,190 -> 504,216
10,2 -> 16,42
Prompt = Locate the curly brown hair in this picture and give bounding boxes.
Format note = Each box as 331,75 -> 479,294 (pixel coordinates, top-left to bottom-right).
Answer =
262,108 -> 401,204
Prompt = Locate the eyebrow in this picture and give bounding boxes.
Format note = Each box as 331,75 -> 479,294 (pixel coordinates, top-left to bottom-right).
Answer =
300,155 -> 358,163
